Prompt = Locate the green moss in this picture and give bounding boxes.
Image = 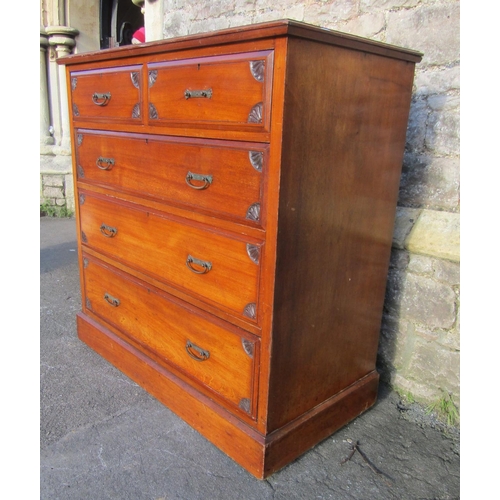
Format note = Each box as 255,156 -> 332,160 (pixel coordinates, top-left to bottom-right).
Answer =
40,202 -> 73,218
426,392 -> 459,427
398,390 -> 415,404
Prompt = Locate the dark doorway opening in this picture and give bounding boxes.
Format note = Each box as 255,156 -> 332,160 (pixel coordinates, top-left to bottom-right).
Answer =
100,0 -> 144,48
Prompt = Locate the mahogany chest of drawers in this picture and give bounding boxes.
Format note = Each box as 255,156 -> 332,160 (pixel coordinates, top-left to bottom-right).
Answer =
60,20 -> 422,479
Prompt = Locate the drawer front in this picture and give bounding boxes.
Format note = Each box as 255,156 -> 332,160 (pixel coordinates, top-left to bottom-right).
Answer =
79,191 -> 262,321
147,51 -> 273,130
82,254 -> 258,416
70,65 -> 143,124
75,130 -> 267,226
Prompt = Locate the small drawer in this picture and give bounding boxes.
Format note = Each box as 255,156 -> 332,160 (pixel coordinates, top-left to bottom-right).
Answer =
82,254 -> 258,417
78,191 -> 262,323
147,51 -> 273,131
70,65 -> 143,124
75,130 -> 267,226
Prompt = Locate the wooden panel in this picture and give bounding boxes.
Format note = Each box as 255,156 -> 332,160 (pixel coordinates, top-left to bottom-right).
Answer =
78,190 -> 262,322
75,129 -> 267,226
77,313 -> 268,478
82,254 -> 259,416
266,37 -> 417,431
263,372 -> 379,477
70,65 -> 143,124
147,51 -> 273,131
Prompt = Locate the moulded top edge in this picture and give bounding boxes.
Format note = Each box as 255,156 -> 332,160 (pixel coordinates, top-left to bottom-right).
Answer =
57,19 -> 423,66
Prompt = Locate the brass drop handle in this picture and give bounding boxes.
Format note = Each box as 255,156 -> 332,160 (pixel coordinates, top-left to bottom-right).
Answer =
92,92 -> 111,106
103,292 -> 120,307
96,157 -> 115,170
186,254 -> 212,274
185,340 -> 210,361
184,88 -> 212,99
100,223 -> 117,238
185,171 -> 213,190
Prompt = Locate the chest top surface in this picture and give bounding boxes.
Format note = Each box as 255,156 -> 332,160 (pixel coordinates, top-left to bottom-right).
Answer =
58,18 -> 423,68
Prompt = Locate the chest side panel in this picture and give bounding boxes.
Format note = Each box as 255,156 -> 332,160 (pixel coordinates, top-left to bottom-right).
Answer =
267,37 -> 417,431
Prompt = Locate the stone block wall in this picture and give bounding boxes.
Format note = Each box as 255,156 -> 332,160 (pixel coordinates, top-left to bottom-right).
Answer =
40,154 -> 75,215
159,0 -> 460,409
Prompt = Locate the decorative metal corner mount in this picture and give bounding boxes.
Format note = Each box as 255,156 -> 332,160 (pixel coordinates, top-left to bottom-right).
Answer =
72,103 -> 80,117
149,103 -> 158,120
83,258 -> 89,268
148,70 -> 158,88
130,71 -> 140,89
81,231 -> 87,243
246,203 -> 260,222
242,339 -> 254,358
132,103 -> 141,119
79,193 -> 86,205
249,151 -> 263,172
239,398 -> 251,413
77,134 -> 83,146
246,244 -> 260,265
243,303 -> 256,320
248,102 -> 263,124
71,77 -> 77,91
77,165 -> 85,178
249,60 -> 265,82
85,297 -> 92,310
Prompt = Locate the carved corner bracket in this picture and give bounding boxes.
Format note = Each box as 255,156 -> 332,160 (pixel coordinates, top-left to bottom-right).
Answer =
246,203 -> 260,222
243,303 -> 256,320
239,398 -> 251,413
130,71 -> 141,89
132,103 -> 141,119
248,102 -> 263,124
149,103 -> 158,119
249,60 -> 265,82
242,339 -> 254,358
246,244 -> 260,264
249,151 -> 263,172
148,70 -> 158,87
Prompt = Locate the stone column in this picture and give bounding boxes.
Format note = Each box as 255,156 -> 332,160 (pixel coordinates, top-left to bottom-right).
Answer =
40,27 -> 54,153
143,0 -> 164,42
46,26 -> 79,155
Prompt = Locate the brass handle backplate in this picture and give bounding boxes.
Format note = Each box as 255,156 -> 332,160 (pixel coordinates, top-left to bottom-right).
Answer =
100,223 -> 117,238
96,157 -> 115,170
185,171 -> 213,190
186,254 -> 212,274
185,340 -> 210,361
92,92 -> 111,106
184,88 -> 212,99
103,292 -> 120,307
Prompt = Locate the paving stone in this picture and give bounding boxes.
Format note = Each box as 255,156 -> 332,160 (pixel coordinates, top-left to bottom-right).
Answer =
406,209 -> 460,262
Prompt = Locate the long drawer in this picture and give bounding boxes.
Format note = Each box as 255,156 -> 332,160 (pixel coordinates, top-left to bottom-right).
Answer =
75,130 -> 267,226
78,190 -> 262,323
70,65 -> 143,124
82,253 -> 259,417
147,51 -> 273,130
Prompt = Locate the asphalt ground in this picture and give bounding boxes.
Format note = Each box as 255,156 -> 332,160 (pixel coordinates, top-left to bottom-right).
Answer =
40,216 -> 460,499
